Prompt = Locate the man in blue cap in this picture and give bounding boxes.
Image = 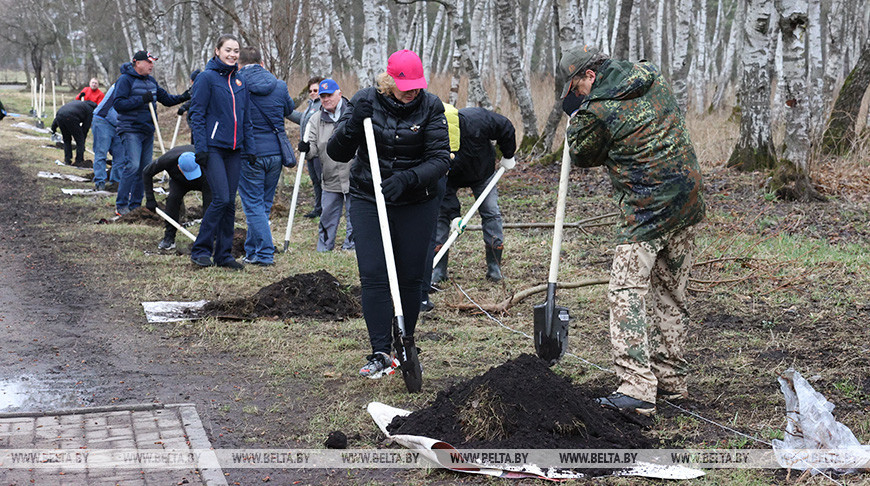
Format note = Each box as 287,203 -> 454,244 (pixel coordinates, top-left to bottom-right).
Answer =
143,145 -> 212,250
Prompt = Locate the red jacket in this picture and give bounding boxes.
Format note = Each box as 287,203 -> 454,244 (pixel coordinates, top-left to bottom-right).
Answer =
76,87 -> 105,104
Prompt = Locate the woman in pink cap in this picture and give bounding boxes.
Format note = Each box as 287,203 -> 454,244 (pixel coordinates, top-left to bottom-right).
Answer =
328,49 -> 450,379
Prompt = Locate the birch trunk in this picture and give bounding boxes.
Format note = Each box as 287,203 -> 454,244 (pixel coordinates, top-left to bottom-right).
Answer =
496,0 -> 539,143
652,0 -> 665,66
711,0 -> 744,109
522,0 -> 550,70
445,0 -> 492,108
612,0 -> 633,59
806,0 -> 824,136
822,38 -> 870,155
325,0 -> 369,83
773,0 -> 824,201
671,0 -> 692,113
362,0 -> 384,84
310,10 -> 333,76
690,0 -> 708,113
727,0 -> 777,171
821,0 -> 845,121
423,6 -> 445,68
541,0 -> 571,154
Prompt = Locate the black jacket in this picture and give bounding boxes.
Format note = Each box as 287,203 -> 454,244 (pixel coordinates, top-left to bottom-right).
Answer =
448,107 -> 516,187
51,100 -> 97,134
142,145 -> 207,201
327,87 -> 450,205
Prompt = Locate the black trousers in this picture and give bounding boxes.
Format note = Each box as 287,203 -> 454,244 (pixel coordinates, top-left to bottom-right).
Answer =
56,115 -> 86,164
164,178 -> 212,240
350,195 -> 439,355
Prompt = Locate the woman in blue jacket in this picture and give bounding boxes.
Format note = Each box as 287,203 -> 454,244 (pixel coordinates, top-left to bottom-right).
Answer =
188,34 -> 255,270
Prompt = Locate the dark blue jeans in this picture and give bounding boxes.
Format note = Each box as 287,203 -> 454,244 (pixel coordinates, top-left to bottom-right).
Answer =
351,195 -> 439,355
238,154 -> 283,263
192,148 -> 241,265
117,131 -> 153,210
92,116 -> 124,186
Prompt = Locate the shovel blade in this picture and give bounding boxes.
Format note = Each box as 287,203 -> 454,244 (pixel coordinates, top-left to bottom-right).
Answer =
533,301 -> 570,366
393,318 -> 422,393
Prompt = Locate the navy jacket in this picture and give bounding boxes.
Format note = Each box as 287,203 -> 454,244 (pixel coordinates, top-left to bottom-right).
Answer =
448,108 -> 516,187
189,57 -> 255,155
327,87 -> 450,205
238,64 -> 294,158
113,62 -> 187,135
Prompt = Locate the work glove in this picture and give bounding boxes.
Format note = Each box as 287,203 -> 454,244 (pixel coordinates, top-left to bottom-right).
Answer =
499,157 -> 516,170
243,154 -> 257,164
348,98 -> 373,134
380,171 -> 417,202
195,152 -> 208,168
145,198 -> 157,212
177,106 -> 187,116
180,89 -> 191,101
562,92 -> 583,117
142,91 -> 154,103
297,141 -> 310,153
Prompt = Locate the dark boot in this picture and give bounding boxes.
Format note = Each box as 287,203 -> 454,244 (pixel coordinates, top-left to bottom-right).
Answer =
485,245 -> 503,282
431,248 -> 448,285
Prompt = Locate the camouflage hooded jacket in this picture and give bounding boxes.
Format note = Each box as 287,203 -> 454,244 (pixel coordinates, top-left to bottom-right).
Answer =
566,60 -> 705,244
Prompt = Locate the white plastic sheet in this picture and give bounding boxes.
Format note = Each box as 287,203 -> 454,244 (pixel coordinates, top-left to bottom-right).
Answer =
141,300 -> 208,323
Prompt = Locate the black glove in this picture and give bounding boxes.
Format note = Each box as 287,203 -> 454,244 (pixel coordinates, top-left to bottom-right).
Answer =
562,92 -> 583,116
297,141 -> 310,153
180,89 -> 191,101
380,171 -> 417,202
145,198 -> 157,212
348,98 -> 373,133
142,91 -> 154,103
195,152 -> 208,168
177,106 -> 187,116
243,154 -> 257,164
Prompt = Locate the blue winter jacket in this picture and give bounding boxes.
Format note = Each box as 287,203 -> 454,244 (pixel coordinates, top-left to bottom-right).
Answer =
238,64 -> 294,158
94,84 -> 120,127
113,62 -> 187,135
189,57 -> 255,156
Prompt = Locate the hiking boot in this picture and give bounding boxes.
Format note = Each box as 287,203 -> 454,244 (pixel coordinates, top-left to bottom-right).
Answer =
595,392 -> 656,416
304,210 -> 320,219
217,259 -> 245,271
95,182 -> 106,191
359,352 -> 398,379
191,256 -> 214,267
485,245 -> 504,282
431,248 -> 448,284
157,237 -> 176,250
420,299 -> 435,312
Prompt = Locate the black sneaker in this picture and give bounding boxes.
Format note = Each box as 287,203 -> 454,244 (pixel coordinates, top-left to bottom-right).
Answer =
191,256 -> 214,267
595,392 -> 656,416
157,238 -> 176,250
420,300 -> 435,312
217,259 -> 245,271
303,210 -> 320,219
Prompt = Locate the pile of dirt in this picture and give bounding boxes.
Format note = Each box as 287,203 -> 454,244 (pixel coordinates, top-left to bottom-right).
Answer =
116,207 -> 163,226
69,159 -> 94,168
202,270 -> 361,320
388,354 -> 655,453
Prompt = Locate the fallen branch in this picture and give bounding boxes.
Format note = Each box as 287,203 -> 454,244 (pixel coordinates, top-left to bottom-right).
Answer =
464,212 -> 619,231
450,278 -> 610,314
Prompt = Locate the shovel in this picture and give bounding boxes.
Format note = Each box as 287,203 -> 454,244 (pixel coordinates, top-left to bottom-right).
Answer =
431,162 -> 508,269
147,95 -> 167,155
533,132 -> 572,365
364,117 -> 422,393
170,113 -> 182,149
283,129 -> 308,252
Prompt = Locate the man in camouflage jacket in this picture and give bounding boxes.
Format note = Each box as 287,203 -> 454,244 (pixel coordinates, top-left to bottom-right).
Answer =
560,45 -> 705,416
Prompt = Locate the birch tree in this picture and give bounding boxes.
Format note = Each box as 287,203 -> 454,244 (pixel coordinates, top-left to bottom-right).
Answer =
727,0 -> 777,171
671,0 -> 692,113
822,38 -> 870,155
496,0 -> 539,143
771,0 -> 823,201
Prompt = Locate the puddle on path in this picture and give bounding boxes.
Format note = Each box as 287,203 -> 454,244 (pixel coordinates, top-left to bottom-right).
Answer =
0,376 -> 91,412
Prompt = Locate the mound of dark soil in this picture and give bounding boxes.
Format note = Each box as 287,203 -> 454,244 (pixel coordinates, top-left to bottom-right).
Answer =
202,270 -> 361,320
388,354 -> 655,452
70,159 -> 94,168
116,207 -> 163,226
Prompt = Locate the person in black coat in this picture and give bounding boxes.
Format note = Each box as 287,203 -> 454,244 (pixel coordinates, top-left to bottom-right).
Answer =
328,49 -> 450,379
50,100 -> 97,166
143,145 -> 212,250
431,108 -> 516,284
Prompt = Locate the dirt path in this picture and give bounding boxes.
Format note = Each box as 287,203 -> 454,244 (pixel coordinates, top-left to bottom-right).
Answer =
0,154 -> 399,484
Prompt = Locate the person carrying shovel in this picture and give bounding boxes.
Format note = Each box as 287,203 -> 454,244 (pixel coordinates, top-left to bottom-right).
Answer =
327,49 -> 450,380
559,45 -> 705,416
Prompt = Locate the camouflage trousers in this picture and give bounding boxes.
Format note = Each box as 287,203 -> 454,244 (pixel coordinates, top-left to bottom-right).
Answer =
608,225 -> 698,403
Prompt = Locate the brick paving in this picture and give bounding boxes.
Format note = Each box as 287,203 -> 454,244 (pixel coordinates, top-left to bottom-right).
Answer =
0,403 -> 226,485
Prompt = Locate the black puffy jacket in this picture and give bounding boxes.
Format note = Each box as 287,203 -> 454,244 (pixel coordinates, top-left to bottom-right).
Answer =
448,107 -> 516,187
327,87 -> 450,205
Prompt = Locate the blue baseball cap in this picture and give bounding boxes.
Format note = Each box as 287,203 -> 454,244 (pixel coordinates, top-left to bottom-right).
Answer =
178,152 -> 201,180
318,78 -> 340,95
